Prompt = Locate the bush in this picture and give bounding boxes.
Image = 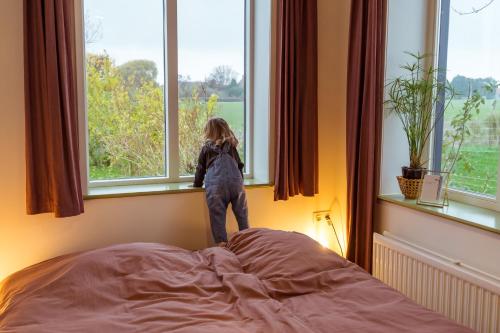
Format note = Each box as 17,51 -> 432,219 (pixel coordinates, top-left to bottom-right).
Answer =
86,53 -> 165,178
86,53 -> 222,179
179,85 -> 219,175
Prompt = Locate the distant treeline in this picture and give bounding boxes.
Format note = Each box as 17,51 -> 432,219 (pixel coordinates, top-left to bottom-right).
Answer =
178,80 -> 244,101
110,58 -> 245,101
450,75 -> 498,99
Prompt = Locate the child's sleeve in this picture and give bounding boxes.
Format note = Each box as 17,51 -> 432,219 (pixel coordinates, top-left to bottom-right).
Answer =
193,147 -> 207,187
232,147 -> 245,178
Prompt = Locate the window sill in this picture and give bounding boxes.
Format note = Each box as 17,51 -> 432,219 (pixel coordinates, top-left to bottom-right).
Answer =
378,194 -> 500,236
84,179 -> 272,200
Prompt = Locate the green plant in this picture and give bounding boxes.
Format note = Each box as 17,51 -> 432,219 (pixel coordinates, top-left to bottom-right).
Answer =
441,83 -> 497,178
179,84 -> 219,175
86,53 -> 165,178
86,53 -> 245,179
441,88 -> 484,174
385,52 -> 454,169
386,52 -> 499,184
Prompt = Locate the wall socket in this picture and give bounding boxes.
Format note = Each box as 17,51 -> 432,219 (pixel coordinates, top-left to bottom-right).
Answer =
312,210 -> 331,223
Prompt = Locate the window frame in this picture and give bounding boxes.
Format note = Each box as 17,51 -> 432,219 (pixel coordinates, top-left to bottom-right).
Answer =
432,0 -> 500,211
74,0 -> 254,190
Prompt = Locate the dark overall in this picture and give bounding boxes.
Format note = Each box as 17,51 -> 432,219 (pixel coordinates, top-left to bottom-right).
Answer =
205,144 -> 249,243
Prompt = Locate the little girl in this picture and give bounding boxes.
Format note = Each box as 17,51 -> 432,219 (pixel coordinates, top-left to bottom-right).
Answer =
193,118 -> 249,246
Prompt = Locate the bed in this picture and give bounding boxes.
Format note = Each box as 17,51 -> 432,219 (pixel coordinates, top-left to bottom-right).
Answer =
0,228 -> 474,332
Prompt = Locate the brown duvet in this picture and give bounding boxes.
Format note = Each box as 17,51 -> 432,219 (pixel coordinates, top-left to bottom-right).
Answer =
0,228 -> 474,332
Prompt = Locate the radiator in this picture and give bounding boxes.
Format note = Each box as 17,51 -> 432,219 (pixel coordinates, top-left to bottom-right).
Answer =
373,232 -> 500,333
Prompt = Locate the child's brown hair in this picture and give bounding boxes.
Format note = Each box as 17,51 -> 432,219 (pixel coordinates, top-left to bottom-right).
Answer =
204,118 -> 239,147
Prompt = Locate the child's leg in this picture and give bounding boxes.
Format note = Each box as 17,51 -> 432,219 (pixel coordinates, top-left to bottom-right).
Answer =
230,183 -> 249,231
205,185 -> 229,243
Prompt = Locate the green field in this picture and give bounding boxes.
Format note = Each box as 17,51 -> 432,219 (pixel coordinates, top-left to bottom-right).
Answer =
216,101 -> 244,130
445,99 -> 499,196
449,146 -> 498,196
217,101 -> 246,163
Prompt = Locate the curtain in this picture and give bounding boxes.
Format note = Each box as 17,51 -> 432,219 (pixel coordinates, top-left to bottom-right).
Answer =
346,0 -> 387,271
274,0 -> 318,201
24,0 -> 84,217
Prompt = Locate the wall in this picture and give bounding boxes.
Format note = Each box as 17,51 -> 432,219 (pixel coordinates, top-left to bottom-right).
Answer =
378,0 -> 500,277
0,0 -> 351,280
380,0 -> 436,194
377,201 -> 500,277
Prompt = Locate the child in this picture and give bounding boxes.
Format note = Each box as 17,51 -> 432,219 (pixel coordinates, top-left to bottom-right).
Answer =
193,118 -> 249,246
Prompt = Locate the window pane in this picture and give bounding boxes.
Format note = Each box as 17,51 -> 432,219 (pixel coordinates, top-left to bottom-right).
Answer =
178,0 -> 246,176
84,0 -> 166,181
442,0 -> 500,197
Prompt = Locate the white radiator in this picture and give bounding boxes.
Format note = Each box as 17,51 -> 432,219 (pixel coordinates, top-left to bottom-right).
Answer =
373,232 -> 500,333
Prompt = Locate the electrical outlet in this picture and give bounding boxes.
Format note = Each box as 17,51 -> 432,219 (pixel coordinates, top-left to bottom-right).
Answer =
312,210 -> 331,223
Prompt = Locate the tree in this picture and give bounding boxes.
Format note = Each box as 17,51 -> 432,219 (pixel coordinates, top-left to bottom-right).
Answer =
452,0 -> 496,15
84,12 -> 103,44
86,53 -> 223,178
207,65 -> 238,89
86,53 -> 165,178
118,60 -> 159,91
226,78 -> 244,98
450,75 -> 497,99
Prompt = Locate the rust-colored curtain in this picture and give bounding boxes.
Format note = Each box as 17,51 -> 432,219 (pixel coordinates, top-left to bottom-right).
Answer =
24,0 -> 84,217
274,0 -> 318,201
346,0 -> 387,271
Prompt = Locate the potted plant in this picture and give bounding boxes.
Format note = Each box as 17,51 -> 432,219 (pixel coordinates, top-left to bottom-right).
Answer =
385,52 -> 490,199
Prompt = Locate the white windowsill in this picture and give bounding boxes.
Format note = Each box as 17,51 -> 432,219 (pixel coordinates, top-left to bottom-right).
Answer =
84,178 -> 272,200
378,194 -> 500,236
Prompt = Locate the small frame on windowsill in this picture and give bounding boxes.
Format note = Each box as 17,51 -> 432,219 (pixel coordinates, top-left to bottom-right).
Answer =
417,170 -> 449,208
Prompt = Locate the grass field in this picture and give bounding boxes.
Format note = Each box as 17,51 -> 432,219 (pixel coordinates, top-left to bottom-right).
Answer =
216,101 -> 244,130
446,99 -> 498,121
445,99 -> 499,196
449,146 -> 498,196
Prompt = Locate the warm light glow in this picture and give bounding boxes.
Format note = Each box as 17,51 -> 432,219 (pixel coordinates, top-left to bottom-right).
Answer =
306,213 -> 347,257
318,233 -> 329,248
305,226 -> 318,242
305,224 -> 329,248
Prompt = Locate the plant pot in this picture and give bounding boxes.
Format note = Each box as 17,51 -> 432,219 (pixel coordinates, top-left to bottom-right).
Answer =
397,176 -> 422,199
401,166 -> 426,180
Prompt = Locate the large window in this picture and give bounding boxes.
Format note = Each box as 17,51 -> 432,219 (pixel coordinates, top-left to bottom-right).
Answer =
82,0 -> 248,185
177,0 -> 246,176
434,0 -> 500,208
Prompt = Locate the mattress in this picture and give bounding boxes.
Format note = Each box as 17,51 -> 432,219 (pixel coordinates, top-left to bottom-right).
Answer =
0,228 -> 474,332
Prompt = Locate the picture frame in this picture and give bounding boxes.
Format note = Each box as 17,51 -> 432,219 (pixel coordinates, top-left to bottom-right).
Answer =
416,170 -> 449,208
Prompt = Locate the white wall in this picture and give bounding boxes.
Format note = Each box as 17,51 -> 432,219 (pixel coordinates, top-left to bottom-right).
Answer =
0,0 -> 351,280
381,0 -> 437,194
377,201 -> 500,277
378,0 -> 500,278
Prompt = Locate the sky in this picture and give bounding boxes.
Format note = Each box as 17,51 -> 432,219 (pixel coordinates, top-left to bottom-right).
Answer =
84,0 -> 245,82
84,0 -> 499,83
447,0 -> 500,81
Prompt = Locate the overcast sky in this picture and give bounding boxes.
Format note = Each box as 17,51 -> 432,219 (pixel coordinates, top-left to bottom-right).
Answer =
84,0 -> 245,82
84,0 -> 499,83
447,0 -> 500,81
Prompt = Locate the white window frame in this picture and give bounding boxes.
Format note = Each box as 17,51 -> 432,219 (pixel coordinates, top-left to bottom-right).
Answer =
74,0 -> 256,192
431,0 -> 500,212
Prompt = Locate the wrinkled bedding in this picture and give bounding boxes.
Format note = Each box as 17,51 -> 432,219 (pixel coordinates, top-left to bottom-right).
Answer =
0,228 -> 473,332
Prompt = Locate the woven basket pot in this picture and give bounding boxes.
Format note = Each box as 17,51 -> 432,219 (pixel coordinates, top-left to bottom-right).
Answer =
397,176 -> 422,199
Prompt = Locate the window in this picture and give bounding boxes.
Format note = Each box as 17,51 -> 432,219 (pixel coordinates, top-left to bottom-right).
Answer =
80,0 -> 251,187
434,0 -> 500,209
177,0 -> 246,176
